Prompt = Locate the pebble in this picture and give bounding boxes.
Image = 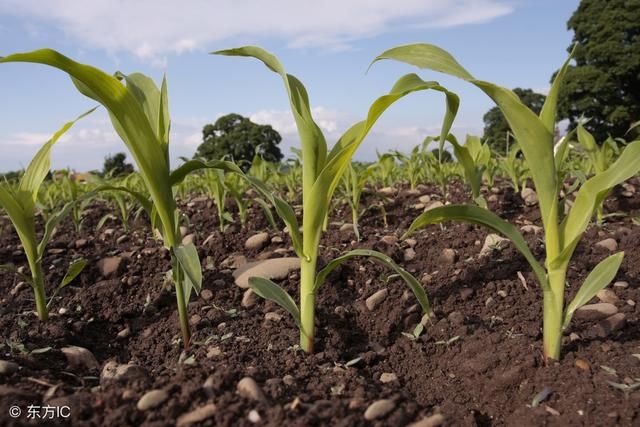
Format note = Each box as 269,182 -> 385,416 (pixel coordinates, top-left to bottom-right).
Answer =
575,358 -> 590,371
282,375 -> 295,386
264,312 -> 282,322
596,289 -> 619,304
421,273 -> 432,285
100,361 -> 148,383
0,360 -> 18,375
574,303 -> 618,321
206,347 -> 222,358
364,399 -> 396,420
418,195 -> 431,204
61,346 -> 99,371
379,372 -> 398,383
117,327 -> 131,339
439,248 -> 456,265
613,281 -> 629,289
408,413 -> 446,427
242,289 -> 258,307
233,257 -> 300,288
137,389 -> 168,411
404,248 -> 417,262
245,232 -> 270,250
521,188 -> 538,206
460,288 -> 474,300
447,311 -> 464,325
75,238 -> 88,248
248,410 -> 262,423
405,238 -> 417,247
366,289 -> 388,311
627,299 -> 636,307
237,377 -> 265,401
520,225 -> 543,235
97,256 -> 123,278
425,201 -> 444,211
592,313 -> 626,338
380,235 -> 398,246
182,234 -> 195,245
497,290 -> 508,298
595,238 -> 618,252
378,187 -> 395,196
200,289 -> 213,301
339,223 -> 354,232
176,403 -> 217,427
271,236 -> 283,244
480,234 -> 509,255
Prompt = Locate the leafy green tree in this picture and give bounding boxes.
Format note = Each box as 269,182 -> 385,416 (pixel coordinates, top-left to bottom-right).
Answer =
556,0 -> 640,141
195,113 -> 283,169
103,152 -> 134,177
482,88 -> 546,154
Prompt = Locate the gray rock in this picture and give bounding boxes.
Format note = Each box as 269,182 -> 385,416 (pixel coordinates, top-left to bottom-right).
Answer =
439,248 -> 456,265
404,248 -> 417,262
200,289 -> 213,301
233,257 -> 300,288
221,253 -> 248,269
366,289 -> 388,311
596,289 -> 619,304
521,188 -> 538,206
480,234 -> 509,256
613,281 -> 629,289
364,399 -> 396,420
574,303 -> 618,321
0,360 -> 18,375
592,313 -> 626,338
137,389 -> 168,411
379,372 -> 398,383
97,256 -> 123,278
237,377 -> 265,401
595,238 -> 618,252
177,403 -> 217,427
245,232 -> 270,250
418,195 -> 431,204
264,312 -> 282,322
380,235 -> 398,246
61,346 -> 99,371
101,361 -> 147,383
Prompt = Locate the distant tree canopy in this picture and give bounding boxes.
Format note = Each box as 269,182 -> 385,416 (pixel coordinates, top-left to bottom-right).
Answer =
103,152 -> 134,177
555,0 -> 640,141
482,88 -> 546,154
194,113 -> 283,170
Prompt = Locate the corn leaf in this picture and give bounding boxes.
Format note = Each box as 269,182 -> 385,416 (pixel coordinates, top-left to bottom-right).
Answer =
372,44 -> 558,232
539,48 -> 574,134
248,277 -> 301,328
174,243 -> 202,303
403,204 -> 547,288
562,252 -> 624,330
313,249 -> 432,316
58,258 -> 87,289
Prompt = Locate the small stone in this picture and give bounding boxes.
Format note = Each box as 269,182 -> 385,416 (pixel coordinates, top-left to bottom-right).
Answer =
480,234 -> 509,255
282,375 -> 295,386
206,347 -> 222,358
233,257 -> 300,288
245,232 -> 270,250
100,361 -> 148,383
137,389 -> 168,411
596,289 -> 619,304
404,248 -> 417,262
613,281 -> 629,289
595,238 -> 618,252
627,299 -> 636,307
379,372 -> 398,383
364,399 -> 396,420
200,289 -> 213,301
242,289 -> 258,307
418,195 -> 431,204
575,358 -> 590,371
460,288 -> 474,300
366,289 -> 388,311
420,273 -> 432,285
182,234 -> 195,245
378,187 -> 395,196
117,327 -> 131,339
248,410 -> 262,423
485,296 -> 496,308
264,312 -> 282,322
75,239 -> 88,248
339,223 -> 354,232
425,201 -> 444,211
0,360 -> 18,375
592,313 -> 626,338
271,236 -> 283,244
447,311 -> 464,325
408,413 -> 446,427
58,307 -> 68,315
190,314 -> 202,325
97,256 -> 123,278
521,188 -> 538,206
569,332 -> 581,342
405,238 -> 417,247
520,225 -> 543,235
237,377 -> 265,401
574,303 -> 618,321
487,194 -> 499,203
439,248 -> 456,265
177,403 -> 217,427
61,346 -> 99,371
380,235 -> 398,246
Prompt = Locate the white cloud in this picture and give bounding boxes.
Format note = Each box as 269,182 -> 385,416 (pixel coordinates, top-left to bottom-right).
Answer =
0,0 -> 513,63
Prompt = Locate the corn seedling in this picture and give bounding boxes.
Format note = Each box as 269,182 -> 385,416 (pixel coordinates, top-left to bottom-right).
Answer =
0,50 -> 213,347
0,111 -> 93,320
339,162 -> 373,240
376,43 -> 640,360
214,46 -> 459,352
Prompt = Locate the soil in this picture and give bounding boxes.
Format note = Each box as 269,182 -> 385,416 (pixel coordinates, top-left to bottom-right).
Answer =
1,179 -> 639,426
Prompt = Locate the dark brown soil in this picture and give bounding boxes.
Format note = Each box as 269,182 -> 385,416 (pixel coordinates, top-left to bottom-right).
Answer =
1,180 -> 639,426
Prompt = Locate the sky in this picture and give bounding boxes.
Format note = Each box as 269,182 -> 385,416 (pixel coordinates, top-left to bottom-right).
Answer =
0,0 -> 580,172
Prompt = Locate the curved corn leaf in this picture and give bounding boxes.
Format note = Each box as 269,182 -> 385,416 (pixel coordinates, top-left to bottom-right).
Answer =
169,159 -> 242,187
539,45 -> 575,134
255,197 -> 278,230
447,134 -> 485,207
0,186 -> 37,262
314,249 -> 432,316
577,123 -> 606,173
562,252 -> 624,330
554,140 -> 640,268
0,49 -> 177,245
372,44 -> 561,233
174,243 -> 202,304
403,204 -> 547,288
248,276 -> 301,329
37,200 -> 76,261
59,258 -> 87,289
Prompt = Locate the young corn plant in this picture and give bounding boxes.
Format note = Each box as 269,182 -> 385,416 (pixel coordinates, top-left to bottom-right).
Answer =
339,162 -> 374,241
214,46 -> 459,352
0,111 -> 92,320
0,50 -> 208,347
375,43 -> 640,361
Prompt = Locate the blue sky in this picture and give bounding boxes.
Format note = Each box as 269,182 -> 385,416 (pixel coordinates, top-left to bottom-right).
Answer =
0,0 -> 579,172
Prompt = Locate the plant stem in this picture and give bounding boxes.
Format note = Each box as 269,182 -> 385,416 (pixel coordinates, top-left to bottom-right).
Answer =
32,262 -> 48,321
543,268 -> 566,361
171,252 -> 191,348
299,255 -> 317,352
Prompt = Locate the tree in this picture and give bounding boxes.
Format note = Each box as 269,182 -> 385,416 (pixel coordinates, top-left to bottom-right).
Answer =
195,113 -> 283,169
556,0 -> 640,141
103,152 -> 134,177
482,88 -> 546,154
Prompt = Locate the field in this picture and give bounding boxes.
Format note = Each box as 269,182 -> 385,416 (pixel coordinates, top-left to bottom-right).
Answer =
0,41 -> 639,427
